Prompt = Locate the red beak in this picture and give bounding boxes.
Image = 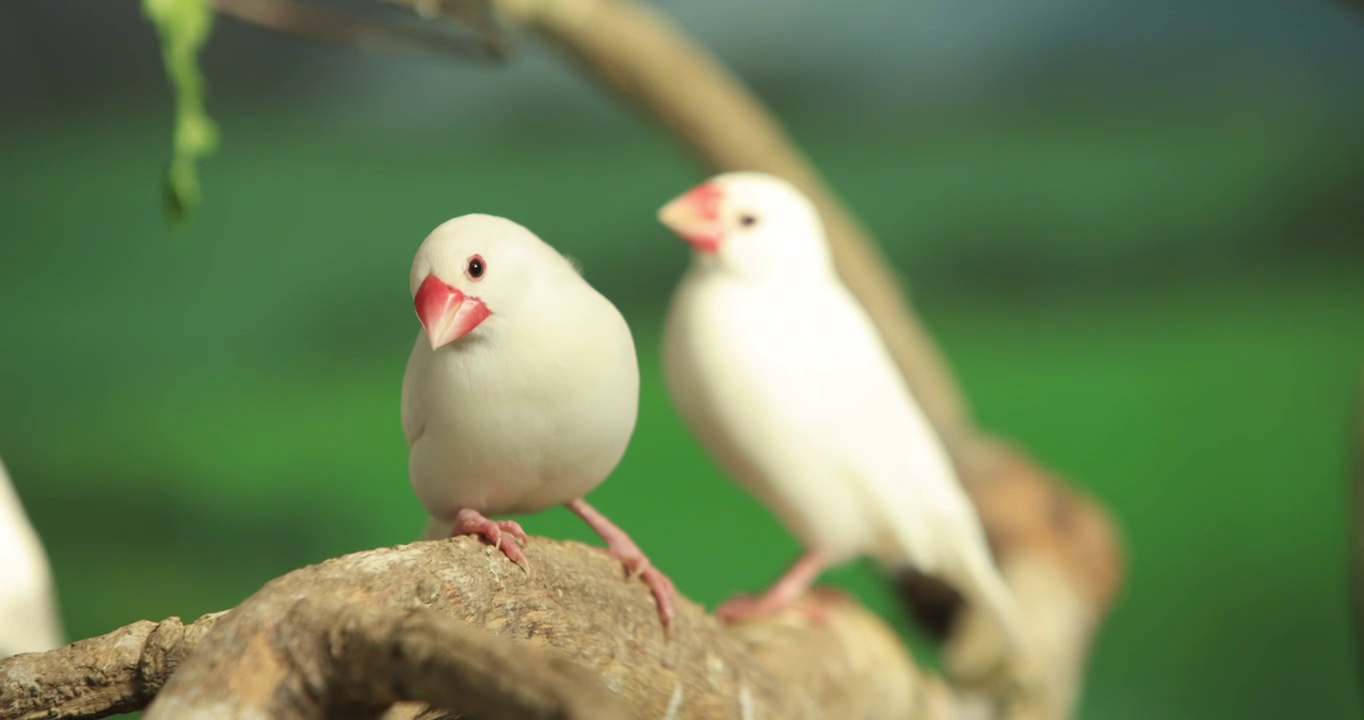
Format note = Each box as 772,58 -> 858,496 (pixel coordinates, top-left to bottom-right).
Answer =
658,182 -> 724,253
415,275 -> 491,349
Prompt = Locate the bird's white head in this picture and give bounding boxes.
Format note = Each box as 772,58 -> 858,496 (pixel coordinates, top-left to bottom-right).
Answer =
657,172 -> 832,278
409,214 -> 562,350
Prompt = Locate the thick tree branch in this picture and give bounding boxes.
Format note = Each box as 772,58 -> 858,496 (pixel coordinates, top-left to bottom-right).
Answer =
0,611 -> 226,720
154,597 -> 633,720
3,538 -> 942,720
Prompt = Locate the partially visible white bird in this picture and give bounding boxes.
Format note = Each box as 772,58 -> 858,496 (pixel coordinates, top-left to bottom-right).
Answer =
658,173 -> 1025,674
0,455 -> 64,658
401,214 -> 676,628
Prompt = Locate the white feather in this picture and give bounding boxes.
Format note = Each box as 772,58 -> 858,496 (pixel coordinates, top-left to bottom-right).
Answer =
661,172 -> 1024,659
0,456 -> 64,658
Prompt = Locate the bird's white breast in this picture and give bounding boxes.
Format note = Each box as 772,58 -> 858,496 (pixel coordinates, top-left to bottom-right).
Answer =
403,292 -> 639,519
662,272 -> 890,562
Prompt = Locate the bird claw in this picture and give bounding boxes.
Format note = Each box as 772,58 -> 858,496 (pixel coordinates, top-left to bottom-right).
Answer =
564,499 -> 676,630
617,552 -> 649,581
602,547 -> 676,629
636,565 -> 678,630
498,519 -> 530,547
452,509 -> 530,569
714,594 -> 772,624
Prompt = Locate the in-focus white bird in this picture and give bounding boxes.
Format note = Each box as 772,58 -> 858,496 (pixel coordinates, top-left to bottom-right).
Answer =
0,455 -> 64,658
401,214 -> 676,628
658,173 -> 1025,671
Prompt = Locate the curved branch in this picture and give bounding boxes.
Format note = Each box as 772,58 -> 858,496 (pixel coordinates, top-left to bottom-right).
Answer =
153,597 -> 633,720
0,611 -> 226,720
5,538 -> 941,720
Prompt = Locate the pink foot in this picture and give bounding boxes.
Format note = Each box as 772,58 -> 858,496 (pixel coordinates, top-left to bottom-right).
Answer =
716,589 -> 839,625
565,499 -> 677,630
714,552 -> 829,625
807,585 -> 854,605
452,509 -> 529,568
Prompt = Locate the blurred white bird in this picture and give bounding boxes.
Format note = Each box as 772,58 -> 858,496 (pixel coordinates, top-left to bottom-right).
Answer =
402,214 -> 675,628
658,173 -> 1025,672
0,455 -> 64,658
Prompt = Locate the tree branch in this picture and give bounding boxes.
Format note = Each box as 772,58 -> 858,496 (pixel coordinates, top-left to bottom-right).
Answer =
156,597 -> 634,720
0,611 -> 226,720
211,0 -> 506,60
3,538 -> 945,720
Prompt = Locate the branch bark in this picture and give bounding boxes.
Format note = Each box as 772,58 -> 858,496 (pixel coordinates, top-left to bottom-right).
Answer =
0,611 -> 226,720
3,538 -> 949,720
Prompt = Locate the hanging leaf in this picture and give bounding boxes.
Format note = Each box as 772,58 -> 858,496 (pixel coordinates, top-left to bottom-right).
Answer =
143,0 -> 218,221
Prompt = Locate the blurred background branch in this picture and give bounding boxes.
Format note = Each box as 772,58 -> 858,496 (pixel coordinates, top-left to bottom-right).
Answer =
211,0 -> 506,59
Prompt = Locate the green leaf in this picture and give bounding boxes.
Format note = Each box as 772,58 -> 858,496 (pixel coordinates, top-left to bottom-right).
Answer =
143,0 -> 218,221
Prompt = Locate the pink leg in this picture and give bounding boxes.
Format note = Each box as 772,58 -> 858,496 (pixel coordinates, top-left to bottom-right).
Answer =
715,552 -> 828,624
565,498 -> 677,629
451,508 -> 529,568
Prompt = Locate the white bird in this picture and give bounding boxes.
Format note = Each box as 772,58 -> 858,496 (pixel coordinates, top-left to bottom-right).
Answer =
401,214 -> 676,628
658,173 -> 1025,673
0,455 -> 64,658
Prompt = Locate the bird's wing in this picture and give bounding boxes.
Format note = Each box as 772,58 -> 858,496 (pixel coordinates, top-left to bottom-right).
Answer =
780,290 -> 981,571
667,276 -> 975,566
400,340 -> 427,447
802,289 -> 1027,656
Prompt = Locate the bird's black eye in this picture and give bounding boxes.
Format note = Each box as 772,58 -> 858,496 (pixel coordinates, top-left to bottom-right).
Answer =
466,255 -> 486,280
738,213 -> 759,228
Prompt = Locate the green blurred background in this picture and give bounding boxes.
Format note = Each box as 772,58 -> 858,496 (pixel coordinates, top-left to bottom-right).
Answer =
3,1 -> 1363,717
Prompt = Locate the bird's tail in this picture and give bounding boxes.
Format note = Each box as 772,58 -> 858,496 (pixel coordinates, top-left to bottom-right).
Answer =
935,536 -> 1032,692
883,503 -> 1029,688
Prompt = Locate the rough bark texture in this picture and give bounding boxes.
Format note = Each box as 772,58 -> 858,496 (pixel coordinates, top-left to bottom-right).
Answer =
0,611 -> 225,720
2,538 -> 942,720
